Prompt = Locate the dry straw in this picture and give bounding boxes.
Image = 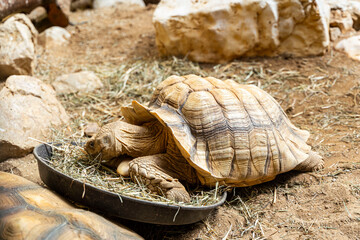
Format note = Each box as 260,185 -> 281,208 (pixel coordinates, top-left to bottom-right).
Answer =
49,130 -> 225,206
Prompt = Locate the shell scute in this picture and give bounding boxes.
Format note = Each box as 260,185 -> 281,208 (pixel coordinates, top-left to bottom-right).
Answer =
151,81 -> 192,110
181,91 -> 224,133
183,75 -> 214,91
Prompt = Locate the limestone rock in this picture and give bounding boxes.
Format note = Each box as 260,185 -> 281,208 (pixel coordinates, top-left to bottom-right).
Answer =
325,0 -> 360,31
153,0 -> 330,63
335,35 -> 360,61
330,9 -> 354,33
0,76 -> 70,161
52,71 -> 104,95
71,0 -> 93,11
330,27 -> 342,41
27,7 -> 47,24
325,0 -> 360,16
93,0 -> 145,9
39,26 -> 71,48
0,14 -> 38,80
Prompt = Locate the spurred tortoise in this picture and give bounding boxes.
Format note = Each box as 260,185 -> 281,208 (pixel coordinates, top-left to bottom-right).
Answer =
0,171 -> 143,240
85,75 -> 324,202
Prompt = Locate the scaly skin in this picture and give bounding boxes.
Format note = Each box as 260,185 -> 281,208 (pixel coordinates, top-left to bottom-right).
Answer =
85,120 -> 198,202
128,154 -> 191,202
294,151 -> 324,171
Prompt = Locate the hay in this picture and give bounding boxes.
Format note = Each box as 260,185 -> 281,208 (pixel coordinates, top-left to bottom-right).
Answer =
48,133 -> 225,206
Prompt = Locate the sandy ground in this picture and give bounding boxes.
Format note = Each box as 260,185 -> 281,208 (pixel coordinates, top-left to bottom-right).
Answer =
1,3 -> 359,239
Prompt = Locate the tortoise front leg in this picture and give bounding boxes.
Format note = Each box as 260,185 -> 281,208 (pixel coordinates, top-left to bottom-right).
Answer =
127,154 -> 191,203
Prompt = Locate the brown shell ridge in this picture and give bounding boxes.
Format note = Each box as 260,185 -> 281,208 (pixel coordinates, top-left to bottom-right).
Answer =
151,105 -> 219,176
246,89 -> 305,167
121,101 -> 157,125
263,129 -> 273,174
258,98 -> 310,167
228,83 -> 309,170
269,128 -> 283,173
147,104 -> 202,167
243,85 -> 310,143
149,75 -> 188,107
182,88 -> 236,177
246,129 -> 274,180
220,84 -> 274,180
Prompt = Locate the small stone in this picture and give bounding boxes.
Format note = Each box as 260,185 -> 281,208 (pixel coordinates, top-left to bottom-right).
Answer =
330,10 -> 354,33
39,26 -> 71,48
52,71 -> 104,95
84,122 -> 100,137
330,27 -> 342,41
71,0 -> 93,11
335,35 -> 360,61
27,7 -> 47,24
0,76 -> 70,161
0,14 -> 38,80
93,0 -> 145,9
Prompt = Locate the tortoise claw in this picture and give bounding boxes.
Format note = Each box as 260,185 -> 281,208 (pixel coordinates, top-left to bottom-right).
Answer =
165,186 -> 191,203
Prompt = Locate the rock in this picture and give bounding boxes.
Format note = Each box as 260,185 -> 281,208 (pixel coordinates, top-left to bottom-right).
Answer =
93,0 -> 145,9
325,0 -> 360,31
143,0 -> 160,5
335,35 -> 360,61
325,0 -> 360,16
0,76 -> 70,162
84,122 -> 100,137
52,71 -> 103,95
39,26 -> 71,48
27,7 -> 47,24
330,9 -> 354,33
71,0 -> 93,11
56,0 -> 72,17
0,14 -> 38,80
0,0 -> 70,27
330,27 -> 342,41
354,15 -> 360,31
153,0 -> 330,63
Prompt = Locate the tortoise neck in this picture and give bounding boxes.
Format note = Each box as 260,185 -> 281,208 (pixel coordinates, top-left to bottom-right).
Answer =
116,121 -> 167,157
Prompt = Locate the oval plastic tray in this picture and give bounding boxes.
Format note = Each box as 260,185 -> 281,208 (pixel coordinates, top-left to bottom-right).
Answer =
33,143 -> 226,225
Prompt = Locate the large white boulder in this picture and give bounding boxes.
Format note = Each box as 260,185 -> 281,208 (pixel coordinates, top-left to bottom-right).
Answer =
153,0 -> 330,63
0,76 -> 70,161
0,14 -> 38,79
52,71 -> 104,95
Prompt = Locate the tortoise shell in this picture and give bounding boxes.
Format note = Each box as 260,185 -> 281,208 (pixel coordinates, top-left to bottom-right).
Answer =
122,75 -> 312,187
0,171 -> 142,240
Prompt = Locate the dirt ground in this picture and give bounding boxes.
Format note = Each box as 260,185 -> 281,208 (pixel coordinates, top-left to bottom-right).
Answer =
1,3 -> 359,240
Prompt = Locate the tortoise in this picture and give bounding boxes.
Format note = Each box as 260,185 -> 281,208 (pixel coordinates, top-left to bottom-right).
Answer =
85,74 -> 324,202
0,171 -> 143,240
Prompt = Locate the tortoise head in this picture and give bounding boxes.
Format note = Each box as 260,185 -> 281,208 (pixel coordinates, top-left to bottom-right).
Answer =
84,122 -> 121,160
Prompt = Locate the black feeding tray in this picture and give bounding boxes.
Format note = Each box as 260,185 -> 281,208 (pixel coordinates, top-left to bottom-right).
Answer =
33,143 -> 226,225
